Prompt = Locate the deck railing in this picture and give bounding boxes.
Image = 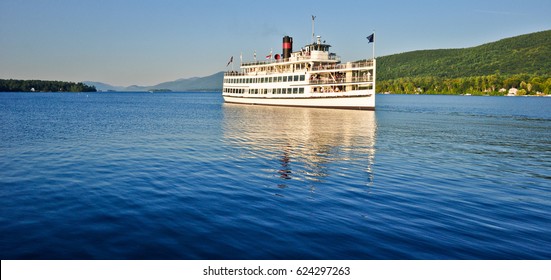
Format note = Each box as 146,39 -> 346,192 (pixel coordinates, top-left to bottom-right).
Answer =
240,54 -> 341,67
224,71 -> 246,77
311,61 -> 373,71
309,76 -> 373,85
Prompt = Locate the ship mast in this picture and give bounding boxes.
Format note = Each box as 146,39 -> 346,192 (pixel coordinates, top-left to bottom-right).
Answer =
311,15 -> 316,44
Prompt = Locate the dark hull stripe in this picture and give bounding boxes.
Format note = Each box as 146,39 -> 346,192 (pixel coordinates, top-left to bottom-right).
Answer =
223,101 -> 375,111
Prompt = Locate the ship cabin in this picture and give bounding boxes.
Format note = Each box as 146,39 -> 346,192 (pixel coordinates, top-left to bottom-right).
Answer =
223,35 -> 375,97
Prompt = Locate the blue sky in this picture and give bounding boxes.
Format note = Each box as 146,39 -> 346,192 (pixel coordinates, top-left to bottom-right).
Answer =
1,0 -> 550,86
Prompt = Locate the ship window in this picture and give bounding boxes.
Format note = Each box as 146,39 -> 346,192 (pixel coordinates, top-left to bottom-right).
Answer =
300,75 -> 305,81
276,88 -> 281,94
293,88 -> 298,94
282,76 -> 287,82
277,76 -> 282,82
299,87 -> 304,93
293,75 -> 299,82
268,77 -> 273,83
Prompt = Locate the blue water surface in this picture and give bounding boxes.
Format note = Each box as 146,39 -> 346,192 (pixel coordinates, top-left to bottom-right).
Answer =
1,92 -> 550,259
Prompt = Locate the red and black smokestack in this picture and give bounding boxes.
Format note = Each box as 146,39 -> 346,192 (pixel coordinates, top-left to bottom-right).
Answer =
283,36 -> 293,60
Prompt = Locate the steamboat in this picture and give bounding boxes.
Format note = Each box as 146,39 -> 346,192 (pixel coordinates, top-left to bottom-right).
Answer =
222,26 -> 376,110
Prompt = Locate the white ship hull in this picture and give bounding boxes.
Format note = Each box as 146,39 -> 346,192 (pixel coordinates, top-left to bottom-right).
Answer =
223,91 -> 375,110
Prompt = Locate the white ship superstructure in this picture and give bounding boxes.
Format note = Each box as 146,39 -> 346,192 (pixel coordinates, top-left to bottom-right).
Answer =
223,32 -> 376,110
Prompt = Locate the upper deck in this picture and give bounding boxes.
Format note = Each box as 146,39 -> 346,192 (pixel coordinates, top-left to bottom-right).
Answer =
224,59 -> 374,77
240,51 -> 340,68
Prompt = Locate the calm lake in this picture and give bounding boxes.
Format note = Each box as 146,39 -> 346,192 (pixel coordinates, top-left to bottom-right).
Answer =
1,92 -> 550,259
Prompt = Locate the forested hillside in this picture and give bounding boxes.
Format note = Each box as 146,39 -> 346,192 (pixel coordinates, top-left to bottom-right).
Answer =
376,30 -> 551,94
0,79 -> 96,92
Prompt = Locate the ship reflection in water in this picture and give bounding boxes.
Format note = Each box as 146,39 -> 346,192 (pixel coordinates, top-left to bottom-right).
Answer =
222,104 -> 377,191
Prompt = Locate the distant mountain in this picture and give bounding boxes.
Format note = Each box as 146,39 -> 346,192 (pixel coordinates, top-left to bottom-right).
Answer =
82,81 -> 125,92
377,29 -> 551,80
150,72 -> 223,91
84,71 -> 224,92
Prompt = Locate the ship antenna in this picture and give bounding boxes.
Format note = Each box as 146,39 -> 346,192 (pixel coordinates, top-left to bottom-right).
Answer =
311,15 -> 316,44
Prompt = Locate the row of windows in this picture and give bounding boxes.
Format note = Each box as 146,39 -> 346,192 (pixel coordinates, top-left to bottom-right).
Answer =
225,75 -> 306,84
223,87 -> 305,94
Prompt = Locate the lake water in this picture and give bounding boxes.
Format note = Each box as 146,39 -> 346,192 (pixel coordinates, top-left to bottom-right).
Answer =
1,92 -> 550,259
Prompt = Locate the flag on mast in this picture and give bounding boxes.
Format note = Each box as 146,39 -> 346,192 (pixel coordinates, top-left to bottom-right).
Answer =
367,32 -> 375,61
367,33 -> 375,43
226,56 -> 233,67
